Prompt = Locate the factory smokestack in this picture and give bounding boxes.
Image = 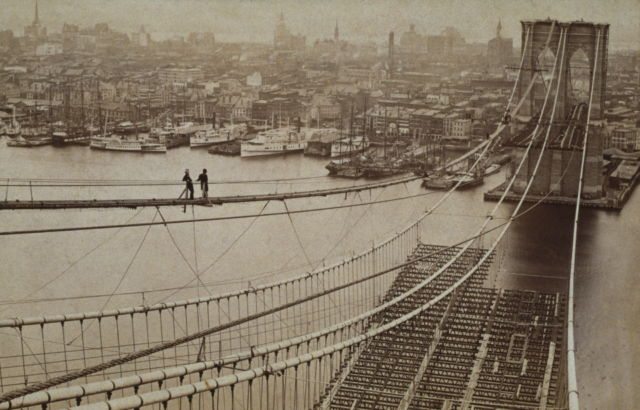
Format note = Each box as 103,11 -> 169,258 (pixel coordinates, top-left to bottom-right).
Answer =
389,31 -> 395,80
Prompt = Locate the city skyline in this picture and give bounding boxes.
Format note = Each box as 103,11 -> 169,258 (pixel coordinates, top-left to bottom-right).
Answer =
1,0 -> 640,49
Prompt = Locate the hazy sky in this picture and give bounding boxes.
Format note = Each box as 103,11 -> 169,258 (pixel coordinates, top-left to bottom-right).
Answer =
1,0 -> 639,49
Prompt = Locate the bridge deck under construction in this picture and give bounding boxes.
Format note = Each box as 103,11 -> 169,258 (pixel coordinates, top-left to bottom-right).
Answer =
0,176 -> 418,210
321,244 -> 567,410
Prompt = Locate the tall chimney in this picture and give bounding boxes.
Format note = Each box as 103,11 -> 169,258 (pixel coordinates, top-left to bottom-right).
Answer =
389,32 -> 395,80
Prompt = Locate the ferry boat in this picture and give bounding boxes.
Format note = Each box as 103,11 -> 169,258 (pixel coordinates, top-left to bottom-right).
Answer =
241,127 -> 310,158
331,137 -> 369,158
191,124 -> 248,148
90,136 -> 166,153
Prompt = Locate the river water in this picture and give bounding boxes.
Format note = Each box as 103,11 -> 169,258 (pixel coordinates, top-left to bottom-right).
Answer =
0,140 -> 637,409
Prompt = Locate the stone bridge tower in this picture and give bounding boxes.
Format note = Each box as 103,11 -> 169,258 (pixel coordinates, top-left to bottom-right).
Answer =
518,20 -> 609,121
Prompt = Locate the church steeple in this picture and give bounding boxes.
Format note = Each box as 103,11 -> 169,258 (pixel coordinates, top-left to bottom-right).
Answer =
496,20 -> 502,39
334,20 -> 339,42
34,0 -> 40,26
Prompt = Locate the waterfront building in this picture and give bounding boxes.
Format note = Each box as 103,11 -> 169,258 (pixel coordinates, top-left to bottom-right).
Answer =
611,127 -> 638,151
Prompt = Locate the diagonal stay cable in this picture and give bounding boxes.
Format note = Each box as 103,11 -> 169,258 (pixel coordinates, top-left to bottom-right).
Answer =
283,188 -> 387,325
152,200 -> 272,306
156,207 -> 197,276
0,208 -> 146,315
66,209 -> 159,345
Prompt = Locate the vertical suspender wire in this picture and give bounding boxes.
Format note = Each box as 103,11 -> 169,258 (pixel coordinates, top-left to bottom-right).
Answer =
171,308 -> 178,367
272,287 -> 277,343
98,319 -> 105,380
130,315 -> 137,376
18,327 -> 27,387
192,206 -> 199,299
159,311 -> 166,375
115,316 -> 124,389
207,302 -> 212,364
226,296 -> 232,352
247,293 -> 252,349
259,359 -> 264,410
39,325 -> 48,380
568,26 -> 601,410
322,272 -> 327,329
79,320 -> 89,400
281,368 -> 286,410
236,296 -> 241,352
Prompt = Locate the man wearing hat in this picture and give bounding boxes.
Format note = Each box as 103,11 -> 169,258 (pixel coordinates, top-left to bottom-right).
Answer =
197,169 -> 209,199
183,169 -> 194,199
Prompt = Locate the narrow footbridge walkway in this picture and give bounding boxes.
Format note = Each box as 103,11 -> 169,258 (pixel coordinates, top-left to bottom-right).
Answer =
0,176 -> 419,210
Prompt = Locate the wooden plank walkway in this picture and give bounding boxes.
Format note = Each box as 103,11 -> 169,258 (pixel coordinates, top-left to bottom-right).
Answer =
0,176 -> 419,210
320,244 -> 567,410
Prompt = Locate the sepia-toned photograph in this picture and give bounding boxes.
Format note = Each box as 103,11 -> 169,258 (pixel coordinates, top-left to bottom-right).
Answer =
0,1 -> 638,409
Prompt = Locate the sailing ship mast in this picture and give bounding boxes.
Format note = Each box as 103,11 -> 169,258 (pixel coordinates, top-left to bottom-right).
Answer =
80,79 -> 84,138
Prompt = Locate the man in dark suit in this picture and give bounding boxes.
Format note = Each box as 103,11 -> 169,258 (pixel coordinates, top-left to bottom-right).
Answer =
197,169 -> 209,198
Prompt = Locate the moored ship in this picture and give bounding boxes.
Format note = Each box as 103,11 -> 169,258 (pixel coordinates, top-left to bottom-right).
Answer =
241,127 -> 311,158
191,124 -> 248,148
90,136 -> 166,153
331,136 -> 369,158
7,134 -> 53,147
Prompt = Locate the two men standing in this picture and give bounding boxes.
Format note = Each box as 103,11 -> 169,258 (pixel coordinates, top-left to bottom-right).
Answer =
183,169 -> 208,199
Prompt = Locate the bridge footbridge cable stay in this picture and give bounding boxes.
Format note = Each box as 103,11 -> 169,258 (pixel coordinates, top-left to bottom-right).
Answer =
1,20 -> 603,410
